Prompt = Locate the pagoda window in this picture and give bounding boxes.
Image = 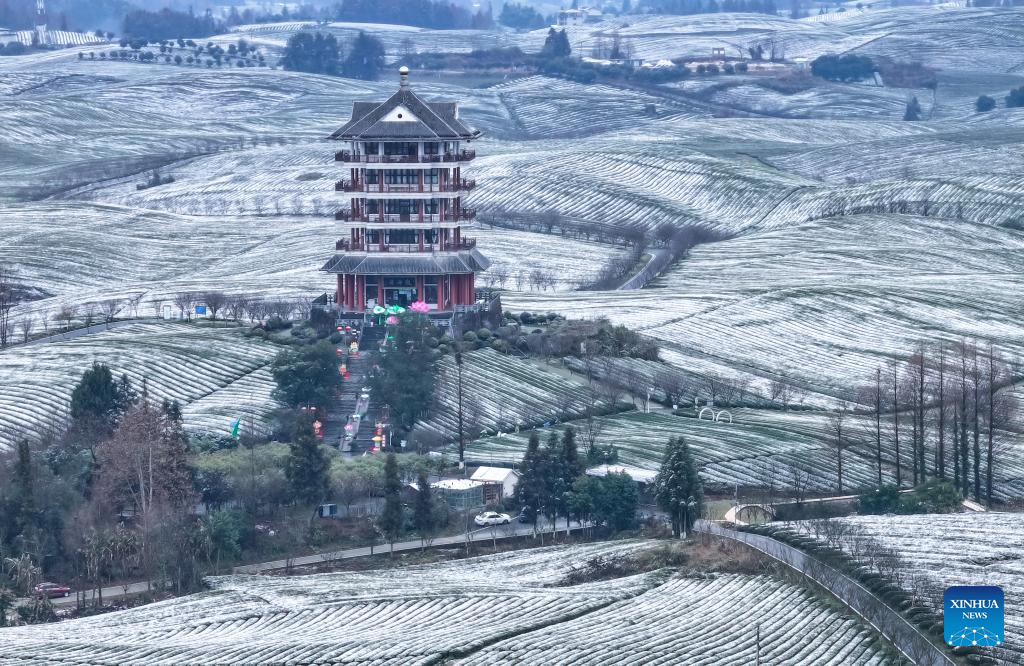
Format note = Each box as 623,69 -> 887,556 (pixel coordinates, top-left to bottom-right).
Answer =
363,142 -> 380,155
385,200 -> 416,215
366,200 -> 380,214
383,142 -> 417,156
365,170 -> 379,184
424,168 -> 439,185
364,276 -> 378,303
385,229 -> 419,244
384,169 -> 418,185
367,231 -> 381,245
423,229 -> 438,244
424,142 -> 439,156
423,199 -> 439,215
424,276 -> 439,304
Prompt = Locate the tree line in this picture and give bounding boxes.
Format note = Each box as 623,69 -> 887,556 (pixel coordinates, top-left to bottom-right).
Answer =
281,31 -> 385,79
852,339 -> 1017,506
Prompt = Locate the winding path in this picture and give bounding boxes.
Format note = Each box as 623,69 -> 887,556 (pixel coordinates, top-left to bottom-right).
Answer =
699,520 -> 955,666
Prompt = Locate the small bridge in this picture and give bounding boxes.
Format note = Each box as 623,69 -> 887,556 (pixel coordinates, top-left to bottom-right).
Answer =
722,503 -> 776,525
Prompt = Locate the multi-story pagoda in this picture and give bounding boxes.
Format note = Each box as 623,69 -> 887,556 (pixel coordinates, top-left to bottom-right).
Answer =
322,66 -> 488,323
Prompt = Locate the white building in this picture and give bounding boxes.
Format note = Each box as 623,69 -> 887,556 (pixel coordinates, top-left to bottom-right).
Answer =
470,466 -> 521,503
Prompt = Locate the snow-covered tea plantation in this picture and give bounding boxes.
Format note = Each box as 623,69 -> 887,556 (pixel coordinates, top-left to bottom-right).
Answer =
0,540 -> 903,665
0,322 -> 280,450
790,513 -> 1024,665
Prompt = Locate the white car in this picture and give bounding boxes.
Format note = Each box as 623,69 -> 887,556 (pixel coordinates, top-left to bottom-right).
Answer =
474,511 -> 511,527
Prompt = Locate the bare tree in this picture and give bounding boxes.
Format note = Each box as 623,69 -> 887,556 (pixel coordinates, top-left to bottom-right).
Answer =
173,292 -> 195,321
768,378 -> 792,408
0,263 -> 15,348
200,291 -> 228,321
655,369 -> 688,409
55,305 -> 76,333
828,405 -> 849,494
493,265 -> 509,290
513,270 -> 525,291
18,316 -> 33,344
100,299 -> 122,326
789,465 -> 810,506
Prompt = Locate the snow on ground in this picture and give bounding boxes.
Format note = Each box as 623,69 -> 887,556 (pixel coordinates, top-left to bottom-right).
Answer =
0,322 -> 280,450
792,512 -> 1024,665
0,540 -> 900,665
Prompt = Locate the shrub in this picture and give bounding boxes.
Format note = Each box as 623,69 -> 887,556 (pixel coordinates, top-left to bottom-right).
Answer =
810,53 -> 875,82
1005,86 -> 1024,108
975,95 -> 996,112
462,331 -> 478,343
476,327 -> 492,341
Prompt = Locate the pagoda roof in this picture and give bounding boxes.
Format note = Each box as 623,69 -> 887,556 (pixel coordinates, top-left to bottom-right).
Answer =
320,249 -> 490,275
330,71 -> 480,141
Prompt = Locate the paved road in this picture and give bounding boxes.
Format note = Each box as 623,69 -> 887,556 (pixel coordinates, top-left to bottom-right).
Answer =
700,521 -> 955,666
618,247 -> 671,290
33,520 -> 583,607
234,518 -> 585,574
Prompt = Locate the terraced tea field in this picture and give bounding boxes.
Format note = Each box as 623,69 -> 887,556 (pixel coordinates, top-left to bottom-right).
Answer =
791,513 -> 1024,665
0,540 -> 904,665
0,322 -> 280,450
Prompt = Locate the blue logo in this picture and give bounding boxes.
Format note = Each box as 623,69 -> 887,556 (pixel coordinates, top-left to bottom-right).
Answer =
945,586 -> 1004,647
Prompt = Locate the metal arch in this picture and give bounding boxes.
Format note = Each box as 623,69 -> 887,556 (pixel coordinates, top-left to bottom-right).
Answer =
715,410 -> 733,424
697,407 -> 716,421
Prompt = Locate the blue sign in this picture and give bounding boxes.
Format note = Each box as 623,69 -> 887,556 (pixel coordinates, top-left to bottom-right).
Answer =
195,305 -> 207,315
945,586 -> 1004,647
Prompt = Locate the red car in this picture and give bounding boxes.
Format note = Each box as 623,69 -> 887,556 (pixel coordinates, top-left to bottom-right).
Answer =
33,582 -> 71,599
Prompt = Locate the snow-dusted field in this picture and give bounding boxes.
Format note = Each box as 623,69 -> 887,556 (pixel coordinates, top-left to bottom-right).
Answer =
0,540 -> 902,665
792,512 -> 1024,665
466,409 -> 893,494
0,322 -> 280,450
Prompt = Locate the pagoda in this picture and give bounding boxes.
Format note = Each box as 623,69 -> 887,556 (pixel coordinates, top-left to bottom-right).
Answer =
322,66 -> 488,324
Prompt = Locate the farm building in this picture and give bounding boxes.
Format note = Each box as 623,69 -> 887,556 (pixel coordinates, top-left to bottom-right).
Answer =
321,66 -> 490,328
470,466 -> 521,503
431,478 -> 485,509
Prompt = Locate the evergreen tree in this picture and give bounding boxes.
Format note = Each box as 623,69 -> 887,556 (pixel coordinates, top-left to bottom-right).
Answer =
975,95 -> 996,112
555,427 -> 583,532
654,437 -> 703,538
413,470 -> 438,549
370,314 -> 437,433
377,453 -> 405,554
544,431 -> 565,527
541,28 -> 572,59
342,31 -> 386,81
499,2 -> 545,29
14,439 -> 36,542
285,417 -> 330,521
1006,86 -> 1024,108
515,433 -> 547,524
281,32 -> 341,75
271,341 -> 339,410
903,96 -> 922,121
70,362 -> 134,427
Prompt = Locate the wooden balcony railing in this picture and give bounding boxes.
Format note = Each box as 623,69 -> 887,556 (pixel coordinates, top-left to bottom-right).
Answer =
334,179 -> 476,193
334,149 -> 476,163
335,209 -> 477,222
334,237 -> 476,252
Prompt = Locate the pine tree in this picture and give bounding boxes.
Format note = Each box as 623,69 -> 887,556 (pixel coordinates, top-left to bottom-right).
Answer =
515,432 -> 550,529
342,31 -> 386,81
654,437 -> 703,538
903,96 -> 922,121
413,470 -> 437,550
377,453 -> 405,554
285,417 -> 330,521
14,439 -> 36,543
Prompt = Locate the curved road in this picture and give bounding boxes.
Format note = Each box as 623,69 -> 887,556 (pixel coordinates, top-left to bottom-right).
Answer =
699,521 -> 955,666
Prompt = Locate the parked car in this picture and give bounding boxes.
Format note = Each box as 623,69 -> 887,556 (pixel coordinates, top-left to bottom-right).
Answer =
474,511 -> 511,526
34,582 -> 71,598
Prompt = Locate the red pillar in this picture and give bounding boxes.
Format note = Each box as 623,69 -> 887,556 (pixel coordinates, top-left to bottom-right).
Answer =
377,280 -> 384,306
415,276 -> 423,302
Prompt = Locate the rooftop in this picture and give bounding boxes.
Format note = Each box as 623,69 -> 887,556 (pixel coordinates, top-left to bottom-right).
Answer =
330,66 -> 481,141
470,466 -> 520,483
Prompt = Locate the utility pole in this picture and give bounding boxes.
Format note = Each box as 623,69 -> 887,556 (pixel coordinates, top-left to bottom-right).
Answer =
456,350 -> 465,471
